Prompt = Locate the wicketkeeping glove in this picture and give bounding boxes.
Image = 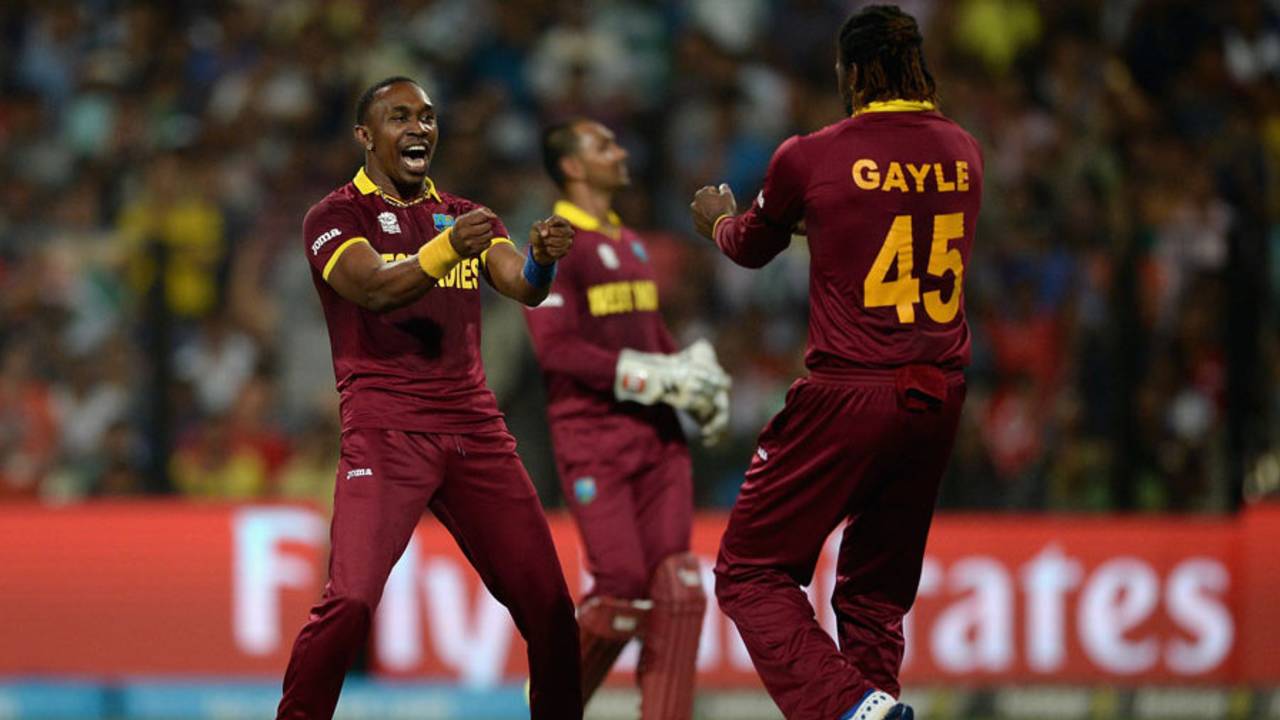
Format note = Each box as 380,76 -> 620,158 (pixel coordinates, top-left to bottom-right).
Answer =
614,341 -> 729,415
679,339 -> 732,446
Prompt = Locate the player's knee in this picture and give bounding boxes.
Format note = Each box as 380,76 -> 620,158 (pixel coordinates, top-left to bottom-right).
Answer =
522,578 -> 577,624
833,590 -> 906,624
651,553 -> 707,612
328,593 -> 376,627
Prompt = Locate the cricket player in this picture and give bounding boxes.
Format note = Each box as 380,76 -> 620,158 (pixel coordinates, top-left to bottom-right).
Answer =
278,77 -> 582,720
690,6 -> 983,719
524,118 -> 729,719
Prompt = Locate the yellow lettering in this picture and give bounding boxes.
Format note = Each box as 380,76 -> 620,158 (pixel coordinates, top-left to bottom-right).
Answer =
381,253 -> 395,262
617,283 -> 633,313
957,161 -> 970,191
588,281 -> 651,316
906,163 -> 931,193
881,162 -> 909,192
633,281 -> 658,311
852,159 -> 880,190
588,285 -> 607,315
460,258 -> 475,289
934,162 -> 956,192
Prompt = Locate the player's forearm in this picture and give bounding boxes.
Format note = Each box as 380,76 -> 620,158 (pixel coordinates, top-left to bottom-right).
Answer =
714,210 -> 791,269
352,259 -> 439,312
487,245 -> 551,306
495,270 -> 550,306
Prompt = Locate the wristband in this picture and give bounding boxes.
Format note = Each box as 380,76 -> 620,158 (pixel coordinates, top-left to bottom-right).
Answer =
712,213 -> 732,238
522,246 -> 557,287
417,228 -> 461,279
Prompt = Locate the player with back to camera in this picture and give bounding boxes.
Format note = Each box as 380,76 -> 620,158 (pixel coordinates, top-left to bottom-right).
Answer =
524,118 -> 729,719
277,76 -> 582,720
690,6 -> 983,719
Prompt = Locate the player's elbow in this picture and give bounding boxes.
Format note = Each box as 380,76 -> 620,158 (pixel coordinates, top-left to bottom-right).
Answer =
504,276 -> 549,307
519,285 -> 550,307
726,251 -> 772,269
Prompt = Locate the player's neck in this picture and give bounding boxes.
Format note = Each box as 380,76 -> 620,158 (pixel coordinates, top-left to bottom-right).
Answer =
563,186 -> 615,228
364,162 -> 426,202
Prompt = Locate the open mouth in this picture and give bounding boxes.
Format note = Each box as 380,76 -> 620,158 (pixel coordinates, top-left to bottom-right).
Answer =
400,144 -> 430,173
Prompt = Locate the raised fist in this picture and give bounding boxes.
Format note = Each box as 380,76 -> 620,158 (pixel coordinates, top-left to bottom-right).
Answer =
450,207 -> 498,258
530,215 -> 574,265
690,182 -> 737,240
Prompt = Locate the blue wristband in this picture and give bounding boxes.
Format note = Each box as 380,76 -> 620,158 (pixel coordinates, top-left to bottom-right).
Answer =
522,246 -> 556,287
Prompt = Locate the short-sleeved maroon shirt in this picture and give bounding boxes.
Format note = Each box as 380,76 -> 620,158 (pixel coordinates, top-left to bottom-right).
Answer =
303,168 -> 514,433
523,200 -> 679,425
715,101 -> 983,371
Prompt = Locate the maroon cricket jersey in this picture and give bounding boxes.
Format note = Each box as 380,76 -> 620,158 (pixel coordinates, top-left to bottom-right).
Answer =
715,101 -> 983,372
302,168 -> 515,434
523,200 -> 679,424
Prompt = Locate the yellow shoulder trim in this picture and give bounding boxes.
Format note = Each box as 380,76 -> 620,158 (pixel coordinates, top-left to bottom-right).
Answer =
480,237 -> 515,267
853,99 -> 937,117
322,237 -> 370,281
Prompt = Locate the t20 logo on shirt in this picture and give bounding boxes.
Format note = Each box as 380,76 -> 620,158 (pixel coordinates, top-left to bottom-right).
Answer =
378,211 -> 402,234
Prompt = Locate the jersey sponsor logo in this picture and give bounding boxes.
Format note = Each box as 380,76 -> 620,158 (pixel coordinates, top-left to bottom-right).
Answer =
755,447 -> 768,462
346,468 -> 373,479
378,211 -> 402,234
432,213 -> 455,233
380,253 -> 480,289
586,280 -> 658,316
573,477 -> 597,505
597,244 -> 620,269
630,240 -> 648,263
851,158 -> 971,193
756,190 -> 765,209
311,227 -> 342,255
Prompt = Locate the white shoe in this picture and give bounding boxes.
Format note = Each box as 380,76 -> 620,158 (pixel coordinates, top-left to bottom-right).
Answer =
840,689 -> 914,720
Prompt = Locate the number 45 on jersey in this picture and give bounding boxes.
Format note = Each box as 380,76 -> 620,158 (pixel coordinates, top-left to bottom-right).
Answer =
864,212 -> 965,324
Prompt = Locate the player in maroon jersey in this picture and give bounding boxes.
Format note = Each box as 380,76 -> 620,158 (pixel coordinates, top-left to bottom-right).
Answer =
277,77 -> 582,720
690,6 -> 982,720
524,119 -> 730,719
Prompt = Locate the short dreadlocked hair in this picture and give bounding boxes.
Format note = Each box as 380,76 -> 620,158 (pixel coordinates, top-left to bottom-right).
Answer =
355,76 -> 421,125
838,5 -> 937,108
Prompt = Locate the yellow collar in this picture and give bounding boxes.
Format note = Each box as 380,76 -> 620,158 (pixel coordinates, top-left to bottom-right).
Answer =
553,200 -> 622,236
852,99 -> 937,117
353,167 -> 441,205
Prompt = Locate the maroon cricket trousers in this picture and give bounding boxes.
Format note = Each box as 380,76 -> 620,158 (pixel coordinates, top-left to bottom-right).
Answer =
276,428 -> 583,720
715,366 -> 964,720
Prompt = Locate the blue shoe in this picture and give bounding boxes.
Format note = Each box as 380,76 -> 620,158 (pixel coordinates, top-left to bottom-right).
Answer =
840,689 -> 914,720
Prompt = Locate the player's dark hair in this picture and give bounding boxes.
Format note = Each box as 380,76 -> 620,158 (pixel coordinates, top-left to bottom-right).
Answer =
355,76 -> 420,125
837,5 -> 937,108
541,119 -> 588,189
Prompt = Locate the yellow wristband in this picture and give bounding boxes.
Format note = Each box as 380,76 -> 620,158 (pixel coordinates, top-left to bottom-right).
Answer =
417,228 -> 461,279
712,213 -> 732,238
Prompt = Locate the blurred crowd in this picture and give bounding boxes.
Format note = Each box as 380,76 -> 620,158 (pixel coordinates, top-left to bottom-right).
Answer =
0,0 -> 1276,511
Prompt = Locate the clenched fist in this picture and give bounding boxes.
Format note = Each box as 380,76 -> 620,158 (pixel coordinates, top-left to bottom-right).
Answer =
529,215 -> 574,265
690,182 -> 737,240
449,207 -> 499,258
